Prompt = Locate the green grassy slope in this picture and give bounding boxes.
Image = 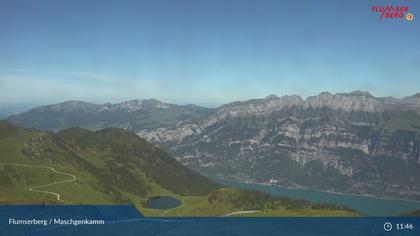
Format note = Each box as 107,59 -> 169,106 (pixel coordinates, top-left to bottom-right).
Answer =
0,120 -> 358,216
399,210 -> 420,216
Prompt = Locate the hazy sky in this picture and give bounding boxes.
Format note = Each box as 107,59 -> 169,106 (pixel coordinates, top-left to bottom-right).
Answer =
0,0 -> 419,106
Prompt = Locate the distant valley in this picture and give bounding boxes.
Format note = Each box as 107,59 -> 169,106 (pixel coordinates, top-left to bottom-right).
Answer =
7,91 -> 420,201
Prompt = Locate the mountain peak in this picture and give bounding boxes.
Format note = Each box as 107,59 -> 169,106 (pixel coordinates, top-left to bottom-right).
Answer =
349,90 -> 374,97
264,94 -> 279,100
105,99 -> 172,112
305,91 -> 382,112
319,91 -> 333,96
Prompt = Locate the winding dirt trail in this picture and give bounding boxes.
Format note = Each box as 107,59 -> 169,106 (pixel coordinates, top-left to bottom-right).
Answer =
1,162 -> 76,204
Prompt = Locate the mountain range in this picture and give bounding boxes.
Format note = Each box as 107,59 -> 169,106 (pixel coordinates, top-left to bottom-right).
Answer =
7,99 -> 211,132
0,120 -> 356,216
6,91 -> 420,201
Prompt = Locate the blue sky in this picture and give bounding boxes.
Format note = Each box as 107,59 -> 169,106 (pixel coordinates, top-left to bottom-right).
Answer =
0,0 -> 419,107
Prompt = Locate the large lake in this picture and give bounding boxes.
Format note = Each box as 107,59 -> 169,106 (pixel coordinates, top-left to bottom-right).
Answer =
212,178 -> 420,216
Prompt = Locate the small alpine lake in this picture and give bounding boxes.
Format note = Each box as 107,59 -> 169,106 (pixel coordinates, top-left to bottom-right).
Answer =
146,196 -> 182,210
212,178 -> 420,216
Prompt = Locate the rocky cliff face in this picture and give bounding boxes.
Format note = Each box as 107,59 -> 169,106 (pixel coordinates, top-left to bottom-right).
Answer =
137,91 -> 420,200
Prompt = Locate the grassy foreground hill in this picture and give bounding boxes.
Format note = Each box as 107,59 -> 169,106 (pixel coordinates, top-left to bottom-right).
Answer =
0,120 -> 358,216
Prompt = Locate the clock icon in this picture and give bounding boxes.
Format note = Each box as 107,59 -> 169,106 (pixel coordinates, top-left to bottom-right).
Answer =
384,222 -> 393,232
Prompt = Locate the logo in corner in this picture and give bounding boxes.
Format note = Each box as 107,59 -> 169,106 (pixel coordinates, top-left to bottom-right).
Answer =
406,13 -> 414,21
371,5 -> 414,20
